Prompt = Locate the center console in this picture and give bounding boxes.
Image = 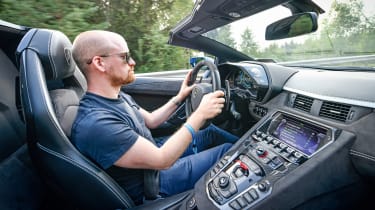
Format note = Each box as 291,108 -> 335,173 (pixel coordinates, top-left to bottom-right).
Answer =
205,111 -> 336,209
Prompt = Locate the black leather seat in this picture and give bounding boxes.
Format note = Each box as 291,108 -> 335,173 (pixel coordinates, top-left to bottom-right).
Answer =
16,28 -> 135,209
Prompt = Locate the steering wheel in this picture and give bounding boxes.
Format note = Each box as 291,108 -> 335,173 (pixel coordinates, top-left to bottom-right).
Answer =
185,60 -> 229,128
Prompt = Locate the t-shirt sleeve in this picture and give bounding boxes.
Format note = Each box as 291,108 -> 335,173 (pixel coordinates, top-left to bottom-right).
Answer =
73,110 -> 138,169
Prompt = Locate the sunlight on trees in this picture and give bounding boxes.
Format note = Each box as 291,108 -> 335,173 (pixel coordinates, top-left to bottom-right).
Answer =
0,0 -> 373,69
0,0 -> 194,72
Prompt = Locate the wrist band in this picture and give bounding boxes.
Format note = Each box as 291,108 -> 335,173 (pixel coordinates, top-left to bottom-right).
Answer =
184,123 -> 197,154
171,97 -> 181,106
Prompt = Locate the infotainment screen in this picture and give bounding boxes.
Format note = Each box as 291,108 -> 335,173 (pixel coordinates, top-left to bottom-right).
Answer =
272,116 -> 327,156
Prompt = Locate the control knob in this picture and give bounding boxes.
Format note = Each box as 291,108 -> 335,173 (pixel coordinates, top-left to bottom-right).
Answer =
256,146 -> 267,157
219,176 -> 230,188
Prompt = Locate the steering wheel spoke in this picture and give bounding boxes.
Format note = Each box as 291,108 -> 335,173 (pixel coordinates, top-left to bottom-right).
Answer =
186,60 -> 225,129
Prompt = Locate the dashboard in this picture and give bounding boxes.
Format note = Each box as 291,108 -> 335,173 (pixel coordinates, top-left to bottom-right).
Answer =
187,62 -> 375,210
132,61 -> 375,210
220,62 -> 269,103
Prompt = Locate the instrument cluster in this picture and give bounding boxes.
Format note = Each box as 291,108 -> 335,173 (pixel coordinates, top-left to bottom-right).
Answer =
222,62 -> 269,102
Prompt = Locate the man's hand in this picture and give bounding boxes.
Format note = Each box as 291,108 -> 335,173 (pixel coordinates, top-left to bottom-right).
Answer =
175,70 -> 195,102
195,90 -> 225,121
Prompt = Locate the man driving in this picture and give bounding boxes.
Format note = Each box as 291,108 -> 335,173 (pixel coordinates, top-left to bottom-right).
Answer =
71,30 -> 238,205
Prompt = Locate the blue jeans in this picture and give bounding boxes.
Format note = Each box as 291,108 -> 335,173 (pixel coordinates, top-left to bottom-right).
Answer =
155,125 -> 238,196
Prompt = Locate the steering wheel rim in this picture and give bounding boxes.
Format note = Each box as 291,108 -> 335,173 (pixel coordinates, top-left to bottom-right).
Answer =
185,60 -> 222,127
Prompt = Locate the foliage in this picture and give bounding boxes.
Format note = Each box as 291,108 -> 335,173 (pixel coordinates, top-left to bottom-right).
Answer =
205,25 -> 237,49
0,0 -> 194,72
0,0 -> 109,40
2,0 -> 373,70
258,0 -> 375,62
100,0 -> 193,72
239,28 -> 259,58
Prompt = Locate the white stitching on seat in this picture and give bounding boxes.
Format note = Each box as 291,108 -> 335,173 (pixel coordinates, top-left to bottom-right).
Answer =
350,149 -> 375,162
47,31 -> 57,79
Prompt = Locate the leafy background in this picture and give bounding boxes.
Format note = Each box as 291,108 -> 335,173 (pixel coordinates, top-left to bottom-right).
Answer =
1,0 -> 374,71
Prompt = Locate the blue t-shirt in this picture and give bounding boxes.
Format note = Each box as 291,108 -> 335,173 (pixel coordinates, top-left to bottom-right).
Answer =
71,92 -> 154,204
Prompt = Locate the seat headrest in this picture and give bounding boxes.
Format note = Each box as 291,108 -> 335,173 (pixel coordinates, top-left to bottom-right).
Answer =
17,28 -> 75,80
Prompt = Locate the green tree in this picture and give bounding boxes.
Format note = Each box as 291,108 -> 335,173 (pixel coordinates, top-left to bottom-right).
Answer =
261,0 -> 375,61
321,0 -> 375,55
327,0 -> 364,38
0,0 -> 108,40
205,24 -> 236,49
101,0 -> 194,72
217,25 -> 236,49
240,27 -> 259,57
0,0 -> 194,72
260,43 -> 284,61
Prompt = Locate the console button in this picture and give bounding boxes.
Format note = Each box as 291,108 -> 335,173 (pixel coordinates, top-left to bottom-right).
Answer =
272,139 -> 280,146
229,200 -> 241,210
210,170 -> 216,178
260,157 -> 271,164
249,189 -> 259,200
286,147 -> 294,154
243,192 -> 254,204
218,188 -> 232,199
266,136 -> 274,143
236,197 -> 248,208
279,143 -> 287,150
208,183 -> 223,203
294,151 -> 302,159
258,182 -> 269,192
281,151 -> 291,159
233,166 -> 244,178
253,168 -> 263,176
266,151 -> 276,160
213,166 -> 220,173
242,156 -> 263,176
268,156 -> 283,169
292,152 -> 306,164
220,159 -> 228,165
272,156 -> 282,165
228,180 -> 238,195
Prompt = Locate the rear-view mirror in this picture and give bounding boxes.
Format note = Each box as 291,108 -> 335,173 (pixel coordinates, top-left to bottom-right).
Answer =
265,12 -> 318,40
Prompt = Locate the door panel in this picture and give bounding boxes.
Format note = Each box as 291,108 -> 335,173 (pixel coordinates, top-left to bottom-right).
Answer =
122,77 -> 182,111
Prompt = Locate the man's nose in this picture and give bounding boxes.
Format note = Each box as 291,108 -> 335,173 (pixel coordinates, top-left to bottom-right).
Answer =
128,57 -> 136,66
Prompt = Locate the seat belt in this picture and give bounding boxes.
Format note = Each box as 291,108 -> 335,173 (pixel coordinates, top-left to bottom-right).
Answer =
122,96 -> 160,200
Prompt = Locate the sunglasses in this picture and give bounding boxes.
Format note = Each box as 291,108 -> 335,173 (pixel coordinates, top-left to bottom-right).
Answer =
87,52 -> 132,64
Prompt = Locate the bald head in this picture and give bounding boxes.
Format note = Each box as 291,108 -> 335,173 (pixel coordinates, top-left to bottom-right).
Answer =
72,30 -> 127,75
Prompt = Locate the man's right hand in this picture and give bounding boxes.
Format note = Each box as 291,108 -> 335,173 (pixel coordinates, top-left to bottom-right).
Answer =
194,90 -> 225,122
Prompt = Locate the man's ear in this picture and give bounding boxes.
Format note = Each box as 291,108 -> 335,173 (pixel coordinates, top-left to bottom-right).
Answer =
92,56 -> 106,73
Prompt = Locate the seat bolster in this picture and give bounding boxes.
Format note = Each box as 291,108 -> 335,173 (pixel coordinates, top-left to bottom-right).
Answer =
49,89 -> 79,138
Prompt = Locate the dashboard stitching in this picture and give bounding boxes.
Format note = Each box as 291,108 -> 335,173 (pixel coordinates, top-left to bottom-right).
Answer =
350,150 -> 375,162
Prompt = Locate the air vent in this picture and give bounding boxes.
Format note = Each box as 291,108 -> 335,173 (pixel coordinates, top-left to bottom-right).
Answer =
293,95 -> 313,112
319,102 -> 351,122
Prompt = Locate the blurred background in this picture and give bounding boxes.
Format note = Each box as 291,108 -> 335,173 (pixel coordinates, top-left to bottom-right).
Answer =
1,0 -> 374,72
